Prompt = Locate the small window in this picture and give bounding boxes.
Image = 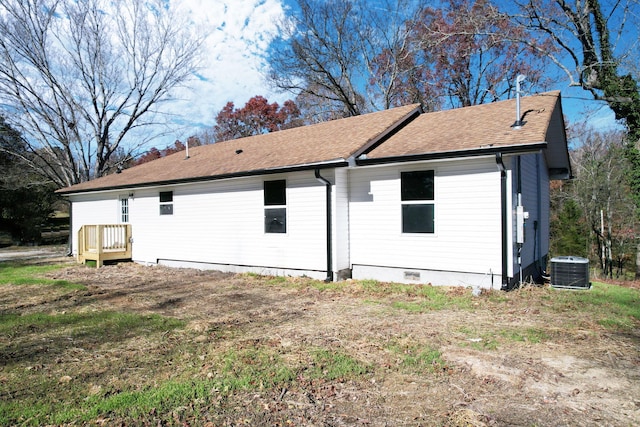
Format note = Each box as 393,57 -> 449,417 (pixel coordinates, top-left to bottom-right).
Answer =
264,180 -> 286,233
264,180 -> 286,205
265,208 -> 286,233
159,191 -> 173,215
120,197 -> 129,223
401,170 -> 434,201
401,171 -> 434,233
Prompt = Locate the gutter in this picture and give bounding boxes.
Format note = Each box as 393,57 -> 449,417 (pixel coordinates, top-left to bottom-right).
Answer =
495,153 -> 510,290
315,169 -> 333,282
356,142 -> 547,167
56,161 -> 348,196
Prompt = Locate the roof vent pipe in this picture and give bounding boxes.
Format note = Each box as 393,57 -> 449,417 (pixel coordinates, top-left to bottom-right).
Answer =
513,74 -> 526,129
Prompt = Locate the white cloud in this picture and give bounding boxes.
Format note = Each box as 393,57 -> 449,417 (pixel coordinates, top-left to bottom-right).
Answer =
166,0 -> 289,141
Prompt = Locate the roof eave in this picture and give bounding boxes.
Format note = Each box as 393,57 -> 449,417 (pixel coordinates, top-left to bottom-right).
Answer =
57,159 -> 349,196
355,142 -> 548,166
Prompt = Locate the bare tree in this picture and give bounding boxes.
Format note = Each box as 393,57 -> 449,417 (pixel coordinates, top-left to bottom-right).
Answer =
512,0 -> 640,140
268,0 -> 550,120
268,0 -> 367,118
571,130 -> 638,278
402,0 -> 551,109
358,0 -> 434,111
508,0 -> 640,276
267,0 -> 428,119
0,0 -> 204,187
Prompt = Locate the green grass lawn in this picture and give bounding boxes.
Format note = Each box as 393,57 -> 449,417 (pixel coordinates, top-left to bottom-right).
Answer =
1,262 -> 639,426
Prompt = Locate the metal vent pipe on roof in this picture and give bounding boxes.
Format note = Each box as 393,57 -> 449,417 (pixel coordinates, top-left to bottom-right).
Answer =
513,74 -> 526,129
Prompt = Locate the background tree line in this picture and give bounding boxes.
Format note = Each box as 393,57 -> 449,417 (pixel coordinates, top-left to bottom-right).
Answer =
0,0 -> 638,276
551,129 -> 639,279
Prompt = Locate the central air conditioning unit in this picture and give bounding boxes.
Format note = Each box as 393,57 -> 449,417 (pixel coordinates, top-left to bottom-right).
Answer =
550,256 -> 591,289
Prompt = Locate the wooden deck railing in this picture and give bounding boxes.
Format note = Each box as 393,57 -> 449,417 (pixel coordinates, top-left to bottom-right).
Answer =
77,224 -> 132,267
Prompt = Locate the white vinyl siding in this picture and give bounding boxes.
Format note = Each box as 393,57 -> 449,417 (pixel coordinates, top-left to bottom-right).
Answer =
349,158 -> 503,284
125,171 -> 330,275
68,154 -> 551,288
334,168 -> 350,274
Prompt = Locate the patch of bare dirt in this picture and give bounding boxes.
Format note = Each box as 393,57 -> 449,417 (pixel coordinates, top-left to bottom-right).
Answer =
0,244 -> 69,264
4,252 -> 640,426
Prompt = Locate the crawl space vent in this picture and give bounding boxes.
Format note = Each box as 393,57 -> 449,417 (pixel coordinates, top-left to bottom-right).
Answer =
550,256 -> 591,289
404,271 -> 420,281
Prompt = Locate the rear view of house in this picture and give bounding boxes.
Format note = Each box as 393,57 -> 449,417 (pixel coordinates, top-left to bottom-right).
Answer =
58,91 -> 571,289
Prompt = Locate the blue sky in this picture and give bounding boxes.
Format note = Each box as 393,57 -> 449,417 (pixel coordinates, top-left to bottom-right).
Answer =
163,0 -> 289,141
165,0 -> 624,147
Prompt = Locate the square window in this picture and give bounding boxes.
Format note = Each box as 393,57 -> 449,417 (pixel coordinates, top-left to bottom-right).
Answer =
160,191 -> 173,203
401,170 -> 434,201
265,208 -> 286,233
264,180 -> 286,205
402,204 -> 434,233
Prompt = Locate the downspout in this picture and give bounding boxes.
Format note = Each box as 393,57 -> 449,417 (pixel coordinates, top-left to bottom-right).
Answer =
496,153 -> 510,290
315,169 -> 333,282
535,154 -> 542,275
516,155 -> 523,285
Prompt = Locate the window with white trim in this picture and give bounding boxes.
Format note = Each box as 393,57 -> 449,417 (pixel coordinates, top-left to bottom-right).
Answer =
401,170 -> 434,233
159,191 -> 173,215
120,196 -> 129,222
264,180 -> 286,233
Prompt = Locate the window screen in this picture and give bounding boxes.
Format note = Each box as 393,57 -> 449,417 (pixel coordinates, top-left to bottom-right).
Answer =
402,204 -> 434,233
265,208 -> 286,233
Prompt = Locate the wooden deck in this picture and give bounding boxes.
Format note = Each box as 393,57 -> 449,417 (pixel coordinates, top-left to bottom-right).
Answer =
77,224 -> 132,267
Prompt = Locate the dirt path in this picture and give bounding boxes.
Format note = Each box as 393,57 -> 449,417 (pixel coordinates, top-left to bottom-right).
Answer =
0,245 -> 69,263
25,261 -> 636,426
